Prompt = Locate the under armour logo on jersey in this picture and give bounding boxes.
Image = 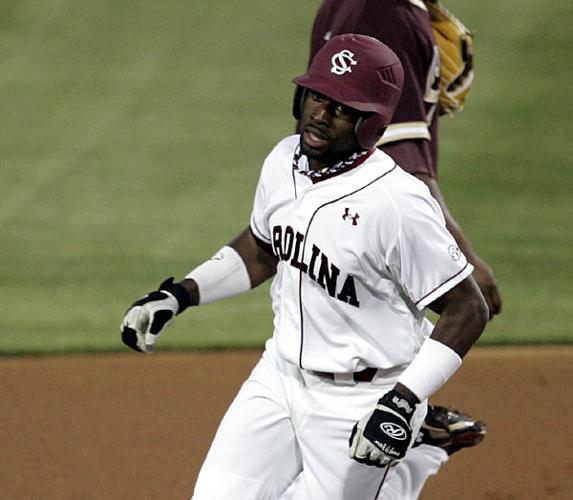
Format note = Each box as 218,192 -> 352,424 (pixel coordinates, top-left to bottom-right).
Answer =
342,208 -> 360,226
331,49 -> 357,75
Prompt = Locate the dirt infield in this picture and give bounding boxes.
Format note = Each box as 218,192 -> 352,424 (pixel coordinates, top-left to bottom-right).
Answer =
2,346 -> 572,499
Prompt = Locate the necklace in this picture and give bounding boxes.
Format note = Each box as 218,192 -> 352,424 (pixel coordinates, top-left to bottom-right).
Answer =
292,144 -> 373,183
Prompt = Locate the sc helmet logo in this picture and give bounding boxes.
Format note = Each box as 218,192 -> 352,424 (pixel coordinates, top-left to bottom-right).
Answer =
331,49 -> 358,75
379,422 -> 407,441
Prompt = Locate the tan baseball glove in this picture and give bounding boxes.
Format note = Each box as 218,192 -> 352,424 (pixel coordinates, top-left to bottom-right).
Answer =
425,1 -> 474,115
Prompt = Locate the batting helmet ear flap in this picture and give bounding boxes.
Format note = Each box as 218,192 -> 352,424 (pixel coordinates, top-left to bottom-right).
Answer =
355,115 -> 387,150
292,86 -> 307,120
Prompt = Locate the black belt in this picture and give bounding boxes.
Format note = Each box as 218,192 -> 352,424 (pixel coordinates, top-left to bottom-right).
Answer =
313,367 -> 378,383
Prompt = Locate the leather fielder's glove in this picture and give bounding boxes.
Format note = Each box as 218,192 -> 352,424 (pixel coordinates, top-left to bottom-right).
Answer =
121,277 -> 191,353
426,0 -> 474,115
349,389 -> 416,467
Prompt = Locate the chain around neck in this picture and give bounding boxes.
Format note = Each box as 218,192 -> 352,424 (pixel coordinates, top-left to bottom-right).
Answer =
292,144 -> 373,183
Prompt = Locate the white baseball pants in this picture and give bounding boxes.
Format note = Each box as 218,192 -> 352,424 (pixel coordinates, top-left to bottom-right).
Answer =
192,340 -> 443,500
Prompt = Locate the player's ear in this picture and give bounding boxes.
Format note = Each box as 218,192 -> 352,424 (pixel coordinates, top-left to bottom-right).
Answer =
292,86 -> 307,120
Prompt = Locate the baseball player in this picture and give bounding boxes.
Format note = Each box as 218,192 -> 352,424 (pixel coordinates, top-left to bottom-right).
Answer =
121,35 -> 488,499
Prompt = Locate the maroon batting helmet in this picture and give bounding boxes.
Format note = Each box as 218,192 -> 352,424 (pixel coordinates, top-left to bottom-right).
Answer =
293,34 -> 404,149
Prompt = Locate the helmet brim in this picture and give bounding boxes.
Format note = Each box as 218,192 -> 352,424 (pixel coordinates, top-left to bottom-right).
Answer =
293,74 -> 382,115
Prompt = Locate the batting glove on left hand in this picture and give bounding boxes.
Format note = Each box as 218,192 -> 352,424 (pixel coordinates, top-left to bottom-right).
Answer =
121,277 -> 191,353
349,388 -> 416,467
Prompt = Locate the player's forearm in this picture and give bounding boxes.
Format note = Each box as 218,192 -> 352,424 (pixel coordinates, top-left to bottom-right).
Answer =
178,226 -> 277,307
429,300 -> 486,358
228,227 -> 278,287
393,277 -> 488,404
120,227 -> 275,352
428,276 -> 488,358
179,278 -> 200,306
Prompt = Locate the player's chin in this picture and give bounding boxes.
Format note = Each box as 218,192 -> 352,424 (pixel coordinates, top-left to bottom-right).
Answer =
300,137 -> 329,160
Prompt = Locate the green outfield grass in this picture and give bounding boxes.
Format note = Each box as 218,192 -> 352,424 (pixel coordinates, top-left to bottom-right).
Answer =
1,0 -> 571,354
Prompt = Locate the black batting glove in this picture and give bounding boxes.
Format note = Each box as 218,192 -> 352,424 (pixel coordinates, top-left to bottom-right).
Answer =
121,277 -> 191,353
349,388 -> 417,467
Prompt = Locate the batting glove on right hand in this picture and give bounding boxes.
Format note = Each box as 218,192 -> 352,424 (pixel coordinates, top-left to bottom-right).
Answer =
121,277 -> 191,353
349,388 -> 416,467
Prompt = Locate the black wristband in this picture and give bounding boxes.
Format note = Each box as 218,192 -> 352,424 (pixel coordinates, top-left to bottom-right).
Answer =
159,277 -> 191,314
379,388 -> 417,422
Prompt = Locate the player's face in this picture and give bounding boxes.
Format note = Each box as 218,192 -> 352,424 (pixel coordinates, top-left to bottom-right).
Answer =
299,90 -> 363,169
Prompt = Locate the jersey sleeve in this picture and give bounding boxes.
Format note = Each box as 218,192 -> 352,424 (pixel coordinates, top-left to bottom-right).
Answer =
384,183 -> 474,310
249,160 -> 272,245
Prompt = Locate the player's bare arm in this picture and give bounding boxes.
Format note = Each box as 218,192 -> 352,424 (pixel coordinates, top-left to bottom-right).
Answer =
228,227 -> 279,287
178,226 -> 278,303
121,226 -> 278,353
392,276 -> 488,406
350,276 -> 488,468
426,275 -> 489,358
414,171 -> 502,318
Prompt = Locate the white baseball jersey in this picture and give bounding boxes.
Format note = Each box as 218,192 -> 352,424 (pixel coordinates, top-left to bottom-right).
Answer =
250,135 -> 473,373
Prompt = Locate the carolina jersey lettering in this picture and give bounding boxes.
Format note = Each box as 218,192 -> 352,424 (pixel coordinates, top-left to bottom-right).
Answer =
272,225 -> 360,308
